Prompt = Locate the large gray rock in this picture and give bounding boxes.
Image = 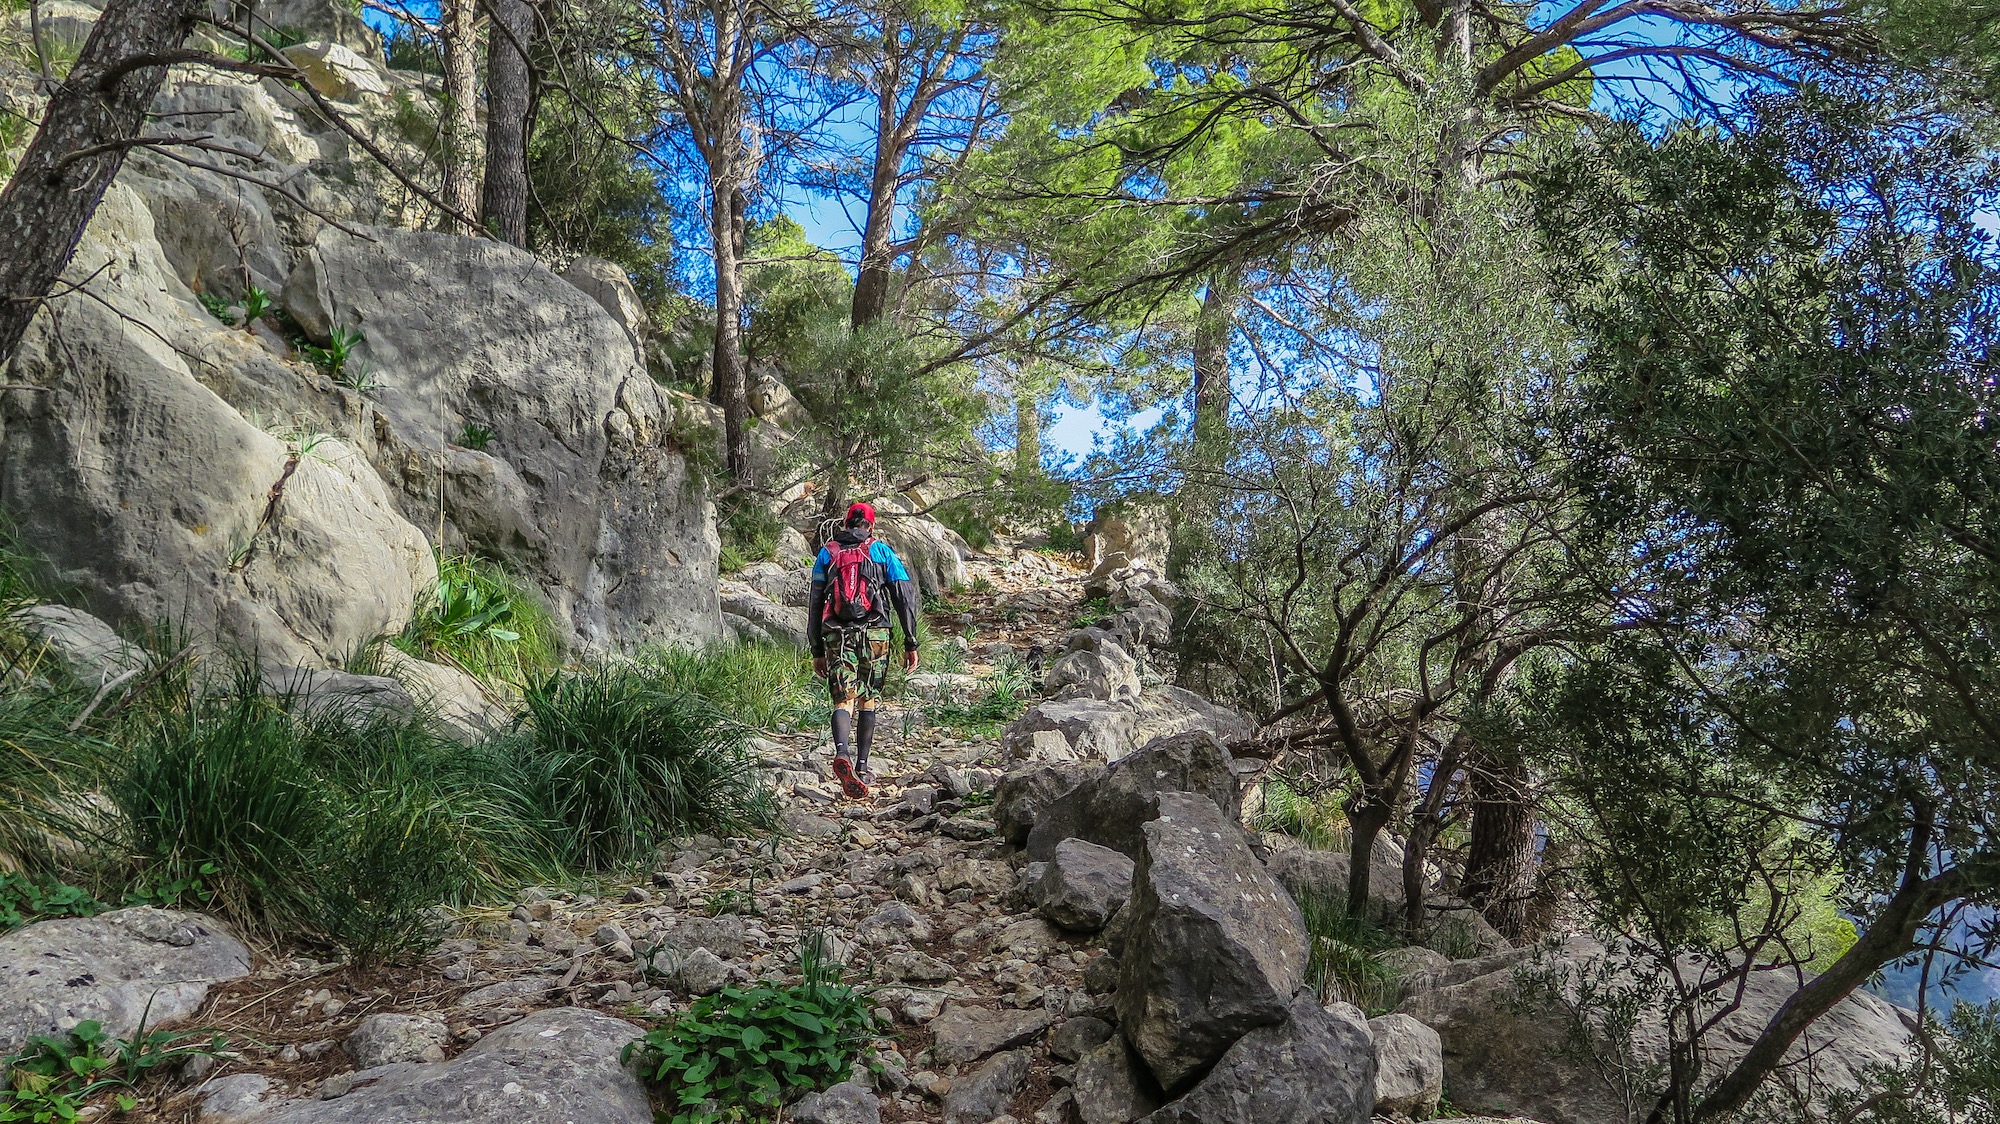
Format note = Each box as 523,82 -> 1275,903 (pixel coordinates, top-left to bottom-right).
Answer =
1128,686 -> 1255,750
0,909 -> 251,1055
344,1013 -> 449,1068
1,185 -> 435,669
1084,499 -> 1173,571
1397,940 -> 1918,1124
253,1008 -> 650,1124
993,764 -> 1081,845
1033,838 -> 1135,933
1368,1013 -> 1443,1116
1263,843 -> 1406,913
1025,732 -> 1241,863
927,1003 -> 1053,1066
941,1048 -> 1030,1124
1137,996 -> 1375,1124
376,646 -> 505,741
790,1080 -> 882,1124
7,605 -> 149,687
1005,696 -> 1136,763
866,499 -> 966,594
719,579 -> 808,648
1044,640 -> 1141,703
1072,1037 -> 1162,1124
282,225 -> 722,652
1118,792 -> 1308,1093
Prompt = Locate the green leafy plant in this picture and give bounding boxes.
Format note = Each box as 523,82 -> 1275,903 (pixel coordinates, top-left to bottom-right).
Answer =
197,292 -> 235,326
119,862 -> 219,911
392,554 -> 557,688
455,423 -> 495,451
0,874 -> 105,934
241,287 -> 273,325
0,1016 -> 225,1122
623,933 -> 878,1123
302,327 -> 368,385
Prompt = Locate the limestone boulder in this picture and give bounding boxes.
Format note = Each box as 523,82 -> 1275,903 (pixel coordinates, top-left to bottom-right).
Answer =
941,1048 -> 1030,1124
1137,996 -> 1374,1124
376,646 -> 505,741
1033,838 -> 1135,933
1397,940 -> 1918,1124
282,225 -> 722,652
0,909 -> 251,1055
7,605 -> 148,687
1084,498 -> 1173,571
790,1081 -> 882,1124
866,500 -> 966,594
1368,1013 -> 1444,1116
1073,1037 -> 1162,1124
1025,732 -> 1241,863
257,0 -> 385,56
1128,686 -> 1255,750
719,580 -> 808,648
927,1003 -> 1053,1066
993,763 -> 1082,845
345,1013 -> 449,1068
251,1008 -> 650,1124
1043,640 -> 1142,703
1,185 -> 433,669
1117,792 -> 1309,1093
1005,697 -> 1136,763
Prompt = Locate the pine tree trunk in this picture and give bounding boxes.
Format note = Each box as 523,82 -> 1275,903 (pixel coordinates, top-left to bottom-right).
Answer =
439,0 -> 480,232
850,68 -> 902,332
0,0 -> 206,368
1191,266 -> 1238,454
480,0 -> 535,246
707,1 -> 752,486
1015,390 -> 1041,477
1461,751 -> 1539,940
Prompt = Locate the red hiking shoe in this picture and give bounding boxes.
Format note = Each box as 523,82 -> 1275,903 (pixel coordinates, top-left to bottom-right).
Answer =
831,754 -> 870,799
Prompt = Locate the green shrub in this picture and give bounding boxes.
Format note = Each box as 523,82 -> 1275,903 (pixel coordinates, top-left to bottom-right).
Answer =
928,666 -> 1032,737
392,554 -> 558,689
1042,519 -> 1085,556
637,643 -> 827,733
506,665 -> 777,870
1072,596 -> 1112,628
0,1016 -> 225,1121
623,933 -> 879,1123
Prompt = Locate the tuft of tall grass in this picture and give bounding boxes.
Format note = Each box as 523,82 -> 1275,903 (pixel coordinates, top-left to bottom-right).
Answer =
1253,778 -> 1350,853
0,685 -> 104,877
505,665 -> 778,870
392,554 -> 558,689
637,643 -> 828,733
1296,884 -> 1402,1013
109,677 -> 561,960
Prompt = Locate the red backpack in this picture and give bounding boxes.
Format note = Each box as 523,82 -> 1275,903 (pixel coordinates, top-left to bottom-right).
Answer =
822,538 -> 881,624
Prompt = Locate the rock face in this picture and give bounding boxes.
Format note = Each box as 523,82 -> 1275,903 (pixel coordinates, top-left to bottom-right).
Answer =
1084,499 -> 1173,572
559,255 -> 649,368
0,909 -> 251,1055
1,186 -> 435,669
1137,996 -> 1375,1124
1398,940 -> 1918,1124
1025,732 -> 1241,862
1006,683 -> 1252,766
1117,792 -> 1309,1093
253,1008 -> 651,1124
865,498 -> 967,594
282,226 -> 721,652
1033,838 -> 1135,932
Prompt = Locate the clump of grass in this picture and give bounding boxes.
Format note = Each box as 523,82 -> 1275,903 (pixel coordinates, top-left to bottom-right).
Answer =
455,422 -> 495,451
392,554 -> 558,689
928,665 -> 1032,738
0,685 -> 103,878
504,665 -> 778,870
637,643 -> 827,733
1296,884 -> 1401,1013
108,676 -> 558,961
718,499 -> 783,573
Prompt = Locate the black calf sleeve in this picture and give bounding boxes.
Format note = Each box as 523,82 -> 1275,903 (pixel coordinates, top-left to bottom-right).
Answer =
832,708 -> 852,758
856,707 -> 878,768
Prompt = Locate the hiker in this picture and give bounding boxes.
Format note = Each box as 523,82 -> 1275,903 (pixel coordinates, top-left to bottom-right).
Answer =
809,502 -> 920,798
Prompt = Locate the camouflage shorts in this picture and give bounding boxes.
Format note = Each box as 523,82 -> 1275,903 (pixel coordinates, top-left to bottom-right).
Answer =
827,627 -> 891,705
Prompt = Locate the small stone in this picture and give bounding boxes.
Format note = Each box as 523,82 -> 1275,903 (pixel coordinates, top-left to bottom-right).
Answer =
880,950 -> 953,983
855,901 -> 932,946
440,960 -> 472,981
593,922 -> 631,950
788,1079 -> 882,1124
928,1003 -> 1054,1066
940,1049 -> 1030,1124
345,1013 -> 449,1068
666,947 -> 730,995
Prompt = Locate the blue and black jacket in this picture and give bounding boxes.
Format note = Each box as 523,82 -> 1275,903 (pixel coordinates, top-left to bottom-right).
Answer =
807,528 -> 921,658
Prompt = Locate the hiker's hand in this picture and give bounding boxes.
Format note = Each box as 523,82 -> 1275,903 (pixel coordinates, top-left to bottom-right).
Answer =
812,656 -> 828,679
903,649 -> 919,671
